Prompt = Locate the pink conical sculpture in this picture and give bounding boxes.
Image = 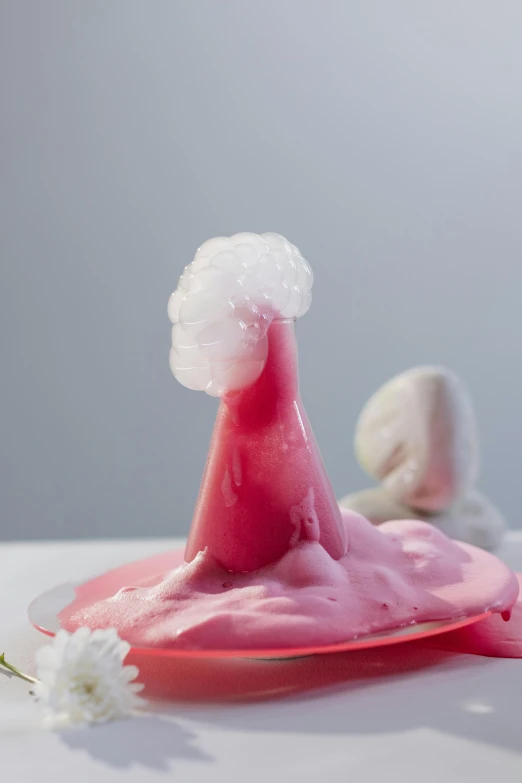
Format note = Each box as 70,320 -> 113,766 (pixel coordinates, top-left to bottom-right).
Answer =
185,318 -> 348,572
167,231 -> 348,572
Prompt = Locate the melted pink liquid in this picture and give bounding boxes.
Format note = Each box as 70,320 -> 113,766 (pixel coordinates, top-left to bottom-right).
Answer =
185,319 -> 347,572
59,512 -> 518,650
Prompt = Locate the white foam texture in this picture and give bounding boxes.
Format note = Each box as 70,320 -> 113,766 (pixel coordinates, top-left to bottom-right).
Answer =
168,233 -> 313,396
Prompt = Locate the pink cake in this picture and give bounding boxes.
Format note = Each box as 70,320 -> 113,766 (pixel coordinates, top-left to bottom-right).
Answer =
59,233 -> 519,650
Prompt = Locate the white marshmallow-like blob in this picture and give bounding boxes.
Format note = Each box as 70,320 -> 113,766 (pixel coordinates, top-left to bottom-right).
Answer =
168,233 -> 313,396
339,487 -> 506,552
355,366 -> 479,512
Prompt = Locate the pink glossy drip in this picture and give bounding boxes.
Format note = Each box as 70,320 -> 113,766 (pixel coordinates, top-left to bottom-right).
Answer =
185,319 -> 348,572
424,573 -> 522,658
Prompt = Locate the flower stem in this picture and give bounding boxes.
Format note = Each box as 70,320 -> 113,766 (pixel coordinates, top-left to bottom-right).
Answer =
0,653 -> 38,684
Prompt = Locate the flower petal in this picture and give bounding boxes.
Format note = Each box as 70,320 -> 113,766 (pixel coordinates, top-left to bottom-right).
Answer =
34,627 -> 146,730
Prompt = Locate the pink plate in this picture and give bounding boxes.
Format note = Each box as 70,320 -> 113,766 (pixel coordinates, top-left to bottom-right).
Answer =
28,548 -> 492,660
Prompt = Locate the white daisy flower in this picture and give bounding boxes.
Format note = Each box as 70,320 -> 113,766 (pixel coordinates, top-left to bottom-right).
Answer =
33,627 -> 145,729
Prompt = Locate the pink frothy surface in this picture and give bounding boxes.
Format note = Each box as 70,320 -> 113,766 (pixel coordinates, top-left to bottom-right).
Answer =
60,510 -> 518,650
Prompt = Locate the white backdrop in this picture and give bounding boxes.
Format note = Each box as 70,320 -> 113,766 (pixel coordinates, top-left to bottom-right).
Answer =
2,1 -> 522,539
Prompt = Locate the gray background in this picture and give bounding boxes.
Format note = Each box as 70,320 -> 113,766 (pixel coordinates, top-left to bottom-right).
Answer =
1,1 -> 522,540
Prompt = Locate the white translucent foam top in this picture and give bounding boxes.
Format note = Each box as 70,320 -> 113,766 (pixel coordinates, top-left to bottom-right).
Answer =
168,232 -> 313,396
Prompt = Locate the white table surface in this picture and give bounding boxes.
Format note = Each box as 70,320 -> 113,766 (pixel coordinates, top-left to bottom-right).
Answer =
1,534 -> 522,782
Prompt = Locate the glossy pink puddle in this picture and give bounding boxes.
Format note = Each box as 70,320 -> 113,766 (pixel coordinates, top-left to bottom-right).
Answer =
58,320 -> 519,653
